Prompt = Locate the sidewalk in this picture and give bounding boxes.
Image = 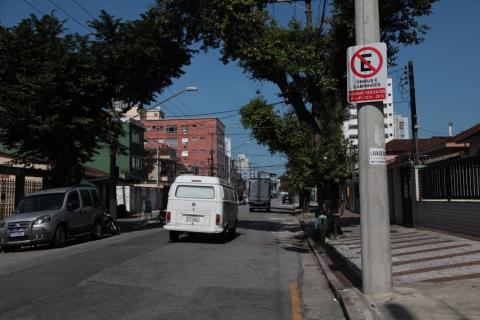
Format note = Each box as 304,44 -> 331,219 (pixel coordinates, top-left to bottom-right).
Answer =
300,210 -> 480,320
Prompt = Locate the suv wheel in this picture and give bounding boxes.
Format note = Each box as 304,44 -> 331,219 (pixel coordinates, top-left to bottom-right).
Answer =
52,225 -> 67,248
93,220 -> 103,239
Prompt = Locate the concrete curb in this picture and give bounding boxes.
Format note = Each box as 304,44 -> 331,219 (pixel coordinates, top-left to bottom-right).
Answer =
298,219 -> 382,320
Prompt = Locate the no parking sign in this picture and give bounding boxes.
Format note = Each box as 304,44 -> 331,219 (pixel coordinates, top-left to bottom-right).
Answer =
347,42 -> 387,104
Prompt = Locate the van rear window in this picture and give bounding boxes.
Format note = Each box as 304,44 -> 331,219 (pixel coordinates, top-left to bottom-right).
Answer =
175,185 -> 215,199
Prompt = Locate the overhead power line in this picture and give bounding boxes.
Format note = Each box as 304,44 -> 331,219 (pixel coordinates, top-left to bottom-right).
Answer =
22,0 -> 47,15
71,0 -> 96,20
162,100 -> 286,118
47,0 -> 93,33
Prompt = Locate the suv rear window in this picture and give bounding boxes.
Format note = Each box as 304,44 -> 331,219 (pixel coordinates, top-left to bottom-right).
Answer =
17,193 -> 65,213
175,186 -> 215,199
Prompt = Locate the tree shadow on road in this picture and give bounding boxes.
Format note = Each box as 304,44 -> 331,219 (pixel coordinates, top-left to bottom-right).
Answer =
238,220 -> 301,233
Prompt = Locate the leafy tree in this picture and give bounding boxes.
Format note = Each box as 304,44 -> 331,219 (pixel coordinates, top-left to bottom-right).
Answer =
0,15 -> 109,185
150,0 -> 437,204
0,9 -> 194,186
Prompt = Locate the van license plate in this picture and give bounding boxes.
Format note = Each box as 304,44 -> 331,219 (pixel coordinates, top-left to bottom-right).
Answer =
186,216 -> 200,223
10,231 -> 25,237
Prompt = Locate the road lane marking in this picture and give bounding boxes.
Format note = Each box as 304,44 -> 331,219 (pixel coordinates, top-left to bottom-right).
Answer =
289,282 -> 302,320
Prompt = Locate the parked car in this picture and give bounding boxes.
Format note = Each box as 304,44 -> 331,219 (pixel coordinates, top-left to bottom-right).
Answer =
0,186 -> 104,251
164,175 -> 238,242
282,194 -> 293,204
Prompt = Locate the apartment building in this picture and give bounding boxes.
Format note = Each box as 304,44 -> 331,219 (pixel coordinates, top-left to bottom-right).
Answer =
393,114 -> 410,139
143,117 -> 226,179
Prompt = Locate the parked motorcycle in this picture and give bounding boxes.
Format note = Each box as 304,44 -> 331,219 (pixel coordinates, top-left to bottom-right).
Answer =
103,211 -> 121,235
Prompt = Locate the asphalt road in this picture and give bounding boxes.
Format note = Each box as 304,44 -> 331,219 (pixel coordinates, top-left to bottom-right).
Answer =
0,199 -> 344,320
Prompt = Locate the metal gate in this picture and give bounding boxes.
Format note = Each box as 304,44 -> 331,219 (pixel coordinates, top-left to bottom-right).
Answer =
0,179 -> 15,218
0,178 -> 43,218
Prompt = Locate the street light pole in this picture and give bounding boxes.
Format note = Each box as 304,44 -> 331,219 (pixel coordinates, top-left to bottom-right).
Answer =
109,86 -> 198,220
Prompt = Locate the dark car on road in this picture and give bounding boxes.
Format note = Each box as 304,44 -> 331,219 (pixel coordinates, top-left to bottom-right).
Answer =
282,194 -> 292,204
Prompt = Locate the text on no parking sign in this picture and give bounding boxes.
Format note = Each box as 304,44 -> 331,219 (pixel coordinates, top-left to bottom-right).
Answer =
347,42 -> 387,104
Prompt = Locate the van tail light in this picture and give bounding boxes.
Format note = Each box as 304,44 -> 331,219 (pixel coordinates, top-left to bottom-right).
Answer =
166,211 -> 171,223
215,214 -> 221,226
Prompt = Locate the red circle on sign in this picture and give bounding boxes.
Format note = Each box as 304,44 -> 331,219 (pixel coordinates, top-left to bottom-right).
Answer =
350,46 -> 383,79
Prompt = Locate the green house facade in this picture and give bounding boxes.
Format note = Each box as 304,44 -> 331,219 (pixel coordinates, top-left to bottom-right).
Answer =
87,119 -> 146,182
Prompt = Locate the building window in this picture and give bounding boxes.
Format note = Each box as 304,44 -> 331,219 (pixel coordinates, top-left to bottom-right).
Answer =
166,125 -> 177,134
349,125 -> 358,130
348,135 -> 358,139
199,136 -> 206,141
132,130 -> 142,145
166,138 -> 178,146
132,156 -> 143,169
182,125 -> 188,133
182,151 -> 188,157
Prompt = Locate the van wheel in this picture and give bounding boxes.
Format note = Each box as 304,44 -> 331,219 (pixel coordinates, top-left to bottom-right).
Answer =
228,220 -> 237,239
217,227 -> 228,244
52,225 -> 67,248
249,208 -> 253,212
169,231 -> 179,242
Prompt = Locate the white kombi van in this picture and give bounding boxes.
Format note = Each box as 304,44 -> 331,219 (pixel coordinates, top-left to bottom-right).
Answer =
163,175 -> 239,242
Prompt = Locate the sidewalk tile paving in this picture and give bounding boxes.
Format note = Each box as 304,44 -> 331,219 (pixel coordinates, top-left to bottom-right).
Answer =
330,223 -> 480,284
304,210 -> 480,319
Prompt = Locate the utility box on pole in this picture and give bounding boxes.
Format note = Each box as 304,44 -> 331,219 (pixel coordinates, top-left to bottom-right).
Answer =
351,0 -> 393,295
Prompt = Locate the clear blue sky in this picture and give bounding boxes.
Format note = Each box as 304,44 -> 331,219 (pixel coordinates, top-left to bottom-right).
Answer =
1,0 -> 479,175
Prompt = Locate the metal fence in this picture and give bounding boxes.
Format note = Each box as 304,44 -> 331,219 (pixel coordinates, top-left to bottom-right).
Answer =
0,179 -> 15,218
420,156 -> 480,200
0,178 -> 43,218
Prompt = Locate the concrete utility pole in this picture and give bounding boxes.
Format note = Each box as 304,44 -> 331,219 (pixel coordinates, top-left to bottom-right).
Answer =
407,61 -> 420,165
355,0 -> 392,295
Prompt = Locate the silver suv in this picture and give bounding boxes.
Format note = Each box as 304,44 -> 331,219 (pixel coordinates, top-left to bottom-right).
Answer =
0,186 -> 104,250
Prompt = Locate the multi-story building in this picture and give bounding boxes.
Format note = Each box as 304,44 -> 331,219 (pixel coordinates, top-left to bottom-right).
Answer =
393,114 -> 410,139
237,154 -> 251,181
344,78 -> 395,145
143,117 -> 226,179
87,118 -> 146,181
